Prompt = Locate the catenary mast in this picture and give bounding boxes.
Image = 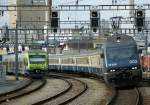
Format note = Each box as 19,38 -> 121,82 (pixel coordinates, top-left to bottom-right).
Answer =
129,0 -> 135,17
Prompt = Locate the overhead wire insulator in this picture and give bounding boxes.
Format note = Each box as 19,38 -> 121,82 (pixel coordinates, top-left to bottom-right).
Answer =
2,10 -> 4,16
112,0 -> 114,5
115,0 -> 117,4
76,0 -> 78,5
0,10 -> 4,16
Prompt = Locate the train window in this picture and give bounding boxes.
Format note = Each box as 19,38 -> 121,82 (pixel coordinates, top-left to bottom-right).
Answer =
106,46 -> 137,60
24,58 -> 28,66
29,55 -> 46,64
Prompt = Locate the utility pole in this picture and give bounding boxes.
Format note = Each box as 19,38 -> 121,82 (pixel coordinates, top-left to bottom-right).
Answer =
25,26 -> 27,44
145,30 -> 148,54
47,0 -> 52,53
54,32 -> 56,54
76,0 -> 78,5
15,23 -> 19,80
48,0 -> 52,27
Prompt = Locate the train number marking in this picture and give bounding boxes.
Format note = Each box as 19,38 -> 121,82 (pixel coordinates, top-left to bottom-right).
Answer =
129,60 -> 137,64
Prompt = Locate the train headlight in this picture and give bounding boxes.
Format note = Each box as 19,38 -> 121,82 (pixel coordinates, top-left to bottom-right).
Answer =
132,67 -> 137,70
113,70 -> 116,72
110,69 -> 116,72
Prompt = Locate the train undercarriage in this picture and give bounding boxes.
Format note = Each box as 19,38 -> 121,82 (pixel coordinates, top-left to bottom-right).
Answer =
103,69 -> 142,87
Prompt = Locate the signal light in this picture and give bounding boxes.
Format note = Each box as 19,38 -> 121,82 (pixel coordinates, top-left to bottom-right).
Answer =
136,18 -> 144,27
135,10 -> 145,30
137,28 -> 142,32
51,11 -> 59,28
51,11 -> 59,33
92,11 -> 98,17
93,28 -> 97,32
90,11 -> 99,28
136,11 -> 143,17
52,12 -> 58,17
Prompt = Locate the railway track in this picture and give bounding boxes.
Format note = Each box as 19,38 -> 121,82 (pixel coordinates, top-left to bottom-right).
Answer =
139,86 -> 150,105
0,79 -> 46,104
137,79 -> 150,105
0,77 -> 32,97
1,73 -> 115,105
32,74 -> 88,105
47,72 -> 116,105
107,87 -> 142,105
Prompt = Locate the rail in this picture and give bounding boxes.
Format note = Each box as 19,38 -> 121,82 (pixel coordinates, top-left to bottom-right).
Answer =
33,74 -> 88,105
107,88 -> 141,105
0,79 -> 46,104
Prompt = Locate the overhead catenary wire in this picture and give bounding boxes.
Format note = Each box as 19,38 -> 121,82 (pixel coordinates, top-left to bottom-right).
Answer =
60,0 -> 85,5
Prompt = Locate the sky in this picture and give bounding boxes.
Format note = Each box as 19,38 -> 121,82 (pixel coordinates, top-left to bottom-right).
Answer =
0,0 -> 8,26
0,0 -> 150,27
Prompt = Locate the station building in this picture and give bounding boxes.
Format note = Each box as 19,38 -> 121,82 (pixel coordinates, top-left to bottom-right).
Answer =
8,0 -> 47,29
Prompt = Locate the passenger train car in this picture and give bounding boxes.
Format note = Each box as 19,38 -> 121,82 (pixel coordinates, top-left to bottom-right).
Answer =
3,50 -> 48,77
48,52 -> 103,75
102,34 -> 142,86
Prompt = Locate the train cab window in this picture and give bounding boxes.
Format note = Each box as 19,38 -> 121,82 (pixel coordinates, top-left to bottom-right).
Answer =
106,46 -> 137,60
29,55 -> 46,64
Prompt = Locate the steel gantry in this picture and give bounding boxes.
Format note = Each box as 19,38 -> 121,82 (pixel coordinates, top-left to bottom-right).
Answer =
1,4 -> 150,11
0,28 -> 149,36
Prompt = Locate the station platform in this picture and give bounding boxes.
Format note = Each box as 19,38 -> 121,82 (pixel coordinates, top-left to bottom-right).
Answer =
0,76 -> 30,95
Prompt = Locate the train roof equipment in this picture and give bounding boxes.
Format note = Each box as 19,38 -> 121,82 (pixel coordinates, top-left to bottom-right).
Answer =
104,34 -> 136,48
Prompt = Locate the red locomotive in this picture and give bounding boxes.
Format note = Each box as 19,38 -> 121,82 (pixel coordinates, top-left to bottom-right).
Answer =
140,54 -> 150,71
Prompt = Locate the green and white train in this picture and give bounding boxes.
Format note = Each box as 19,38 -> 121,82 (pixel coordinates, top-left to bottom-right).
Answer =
3,50 -> 48,77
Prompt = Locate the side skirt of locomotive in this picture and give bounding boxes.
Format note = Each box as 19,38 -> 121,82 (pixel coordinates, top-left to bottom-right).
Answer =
103,69 -> 142,87
24,70 -> 47,78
